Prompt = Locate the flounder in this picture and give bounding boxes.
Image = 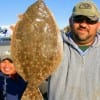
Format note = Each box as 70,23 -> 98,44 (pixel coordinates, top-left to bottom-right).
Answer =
11,0 -> 63,99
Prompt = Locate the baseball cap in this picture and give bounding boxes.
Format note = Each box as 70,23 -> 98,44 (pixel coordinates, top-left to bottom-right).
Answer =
72,1 -> 100,21
1,54 -> 12,62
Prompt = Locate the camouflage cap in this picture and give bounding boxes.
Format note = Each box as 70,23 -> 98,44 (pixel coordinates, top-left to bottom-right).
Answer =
72,1 -> 100,21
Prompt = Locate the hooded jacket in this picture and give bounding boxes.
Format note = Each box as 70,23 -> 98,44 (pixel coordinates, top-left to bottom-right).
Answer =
48,32 -> 100,100
0,72 -> 27,100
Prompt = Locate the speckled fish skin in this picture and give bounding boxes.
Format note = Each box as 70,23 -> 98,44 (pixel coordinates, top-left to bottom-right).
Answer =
11,0 -> 63,99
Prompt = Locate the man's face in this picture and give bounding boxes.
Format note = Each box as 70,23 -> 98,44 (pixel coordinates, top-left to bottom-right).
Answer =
70,15 -> 99,45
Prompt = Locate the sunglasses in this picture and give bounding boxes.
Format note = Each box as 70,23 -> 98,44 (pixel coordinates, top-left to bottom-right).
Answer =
72,15 -> 98,24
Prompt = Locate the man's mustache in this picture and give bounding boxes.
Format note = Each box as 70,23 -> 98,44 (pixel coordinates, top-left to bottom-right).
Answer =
77,26 -> 89,32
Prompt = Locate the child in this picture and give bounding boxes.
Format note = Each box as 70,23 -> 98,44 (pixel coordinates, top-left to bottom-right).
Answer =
0,57 -> 27,100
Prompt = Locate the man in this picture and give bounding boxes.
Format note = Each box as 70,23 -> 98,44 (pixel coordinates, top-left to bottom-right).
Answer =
48,1 -> 100,100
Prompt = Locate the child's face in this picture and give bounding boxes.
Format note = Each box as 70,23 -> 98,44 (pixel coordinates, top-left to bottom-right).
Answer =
0,60 -> 16,75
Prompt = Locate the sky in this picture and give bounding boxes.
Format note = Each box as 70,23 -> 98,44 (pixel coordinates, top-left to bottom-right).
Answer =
0,0 -> 100,29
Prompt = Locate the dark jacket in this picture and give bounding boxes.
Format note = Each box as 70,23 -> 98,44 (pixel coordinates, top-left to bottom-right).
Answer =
0,72 -> 27,100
